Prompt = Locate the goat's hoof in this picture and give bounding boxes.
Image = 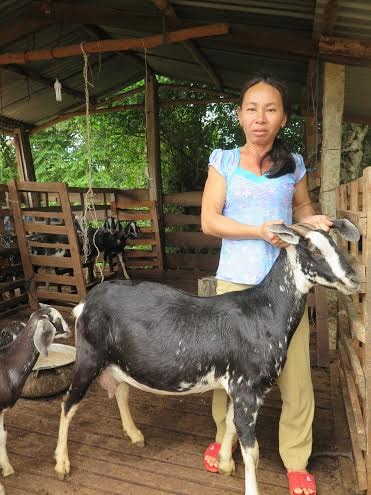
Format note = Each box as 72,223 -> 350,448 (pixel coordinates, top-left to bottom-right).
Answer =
218,458 -> 235,477
54,460 -> 70,480
2,465 -> 15,477
132,438 -> 145,448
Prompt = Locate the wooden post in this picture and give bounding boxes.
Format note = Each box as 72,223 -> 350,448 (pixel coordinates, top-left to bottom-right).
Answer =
14,127 -> 36,182
145,72 -> 164,266
364,168 -> 371,493
14,127 -> 38,207
320,63 -> 345,218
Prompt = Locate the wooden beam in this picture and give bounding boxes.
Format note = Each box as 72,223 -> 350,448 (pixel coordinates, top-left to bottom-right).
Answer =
0,17 -> 51,48
30,103 -> 145,134
81,24 -> 155,74
3,65 -> 86,101
321,0 -> 339,36
320,35 -> 371,62
13,128 -> 36,183
152,0 -> 222,89
320,63 -> 345,218
0,24 -> 229,65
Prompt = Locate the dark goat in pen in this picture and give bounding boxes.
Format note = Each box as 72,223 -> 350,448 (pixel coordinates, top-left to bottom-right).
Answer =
29,217 -> 139,280
54,220 -> 359,494
0,306 -> 70,485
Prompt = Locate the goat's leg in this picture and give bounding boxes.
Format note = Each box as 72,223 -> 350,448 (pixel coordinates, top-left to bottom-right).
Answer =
0,481 -> 4,495
233,400 -> 260,495
218,400 -> 236,476
115,382 -> 144,446
117,252 -> 130,279
0,411 -> 14,477
55,354 -> 100,480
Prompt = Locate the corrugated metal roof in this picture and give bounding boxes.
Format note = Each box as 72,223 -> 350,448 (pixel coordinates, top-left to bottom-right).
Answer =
0,0 -> 370,131
313,0 -> 371,40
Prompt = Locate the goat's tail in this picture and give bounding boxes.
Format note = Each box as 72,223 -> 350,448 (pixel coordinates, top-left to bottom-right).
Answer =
72,302 -> 85,320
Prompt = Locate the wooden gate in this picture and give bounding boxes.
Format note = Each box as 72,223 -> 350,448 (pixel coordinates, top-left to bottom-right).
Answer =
8,180 -> 86,311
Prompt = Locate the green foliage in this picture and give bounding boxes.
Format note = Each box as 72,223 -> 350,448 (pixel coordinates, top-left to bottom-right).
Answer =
0,135 -> 17,184
1,78 -> 306,192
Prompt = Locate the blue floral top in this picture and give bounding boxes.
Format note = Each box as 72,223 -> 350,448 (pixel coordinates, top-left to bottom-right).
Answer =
209,148 -> 306,284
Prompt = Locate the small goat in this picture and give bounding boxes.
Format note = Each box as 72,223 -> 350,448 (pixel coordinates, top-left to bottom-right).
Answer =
86,218 -> 139,280
0,306 -> 70,480
54,220 -> 359,494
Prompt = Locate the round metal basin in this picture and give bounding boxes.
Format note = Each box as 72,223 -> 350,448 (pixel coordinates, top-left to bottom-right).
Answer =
21,343 -> 76,398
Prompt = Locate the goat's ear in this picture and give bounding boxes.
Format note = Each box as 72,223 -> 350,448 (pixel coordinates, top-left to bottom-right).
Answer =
34,318 -> 56,357
39,303 -> 49,309
331,219 -> 360,242
268,224 -> 300,244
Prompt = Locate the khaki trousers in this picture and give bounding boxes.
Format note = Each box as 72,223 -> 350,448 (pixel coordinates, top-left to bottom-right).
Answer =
212,279 -> 314,470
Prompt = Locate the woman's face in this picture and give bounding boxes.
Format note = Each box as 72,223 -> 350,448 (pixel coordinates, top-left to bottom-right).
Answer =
237,82 -> 287,147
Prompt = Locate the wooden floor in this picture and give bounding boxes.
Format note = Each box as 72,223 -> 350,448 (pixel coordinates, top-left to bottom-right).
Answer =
0,271 -> 359,495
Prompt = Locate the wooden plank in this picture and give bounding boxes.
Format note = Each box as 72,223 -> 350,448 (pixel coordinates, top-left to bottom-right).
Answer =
28,241 -> 70,250
164,191 -> 202,207
23,222 -> 68,235
21,209 -> 64,218
12,180 -> 66,193
339,338 -> 366,399
7,179 -> 38,309
29,255 -> 74,268
33,272 -> 77,285
339,293 -> 366,343
330,362 -> 358,493
339,367 -> 368,490
36,290 -> 81,303
165,231 -> 221,248
164,213 -> 201,226
115,212 -> 152,221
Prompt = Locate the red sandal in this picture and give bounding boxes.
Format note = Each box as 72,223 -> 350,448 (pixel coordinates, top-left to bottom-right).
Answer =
287,471 -> 316,494
203,442 -> 238,473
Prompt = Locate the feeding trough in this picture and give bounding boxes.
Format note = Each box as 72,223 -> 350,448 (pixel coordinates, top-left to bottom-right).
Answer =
21,343 -> 76,398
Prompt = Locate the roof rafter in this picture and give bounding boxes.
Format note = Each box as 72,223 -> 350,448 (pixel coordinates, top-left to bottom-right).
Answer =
0,24 -> 229,65
151,0 -> 222,90
0,17 -> 52,49
321,0 -> 338,36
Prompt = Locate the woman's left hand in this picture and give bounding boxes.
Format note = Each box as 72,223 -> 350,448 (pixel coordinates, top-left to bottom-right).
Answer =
301,215 -> 333,232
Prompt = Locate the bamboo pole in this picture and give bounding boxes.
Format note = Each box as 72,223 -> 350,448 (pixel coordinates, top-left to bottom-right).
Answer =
0,24 -> 229,65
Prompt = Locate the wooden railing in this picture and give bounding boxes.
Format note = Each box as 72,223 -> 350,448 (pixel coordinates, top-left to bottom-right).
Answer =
163,191 -> 220,273
336,167 -> 371,492
0,184 -> 27,314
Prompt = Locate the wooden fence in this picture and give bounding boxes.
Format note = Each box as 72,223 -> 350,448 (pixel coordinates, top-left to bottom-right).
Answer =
0,184 -> 27,314
336,167 -> 371,492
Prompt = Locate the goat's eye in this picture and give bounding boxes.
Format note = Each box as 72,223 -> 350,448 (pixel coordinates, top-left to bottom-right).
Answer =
311,248 -> 322,257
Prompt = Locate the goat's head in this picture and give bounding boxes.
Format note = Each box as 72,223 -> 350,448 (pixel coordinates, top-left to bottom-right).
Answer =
103,217 -> 120,235
269,219 -> 360,295
123,221 -> 140,239
30,305 -> 72,356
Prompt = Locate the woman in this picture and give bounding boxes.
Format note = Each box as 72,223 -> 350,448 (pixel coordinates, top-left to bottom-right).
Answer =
201,75 -> 331,495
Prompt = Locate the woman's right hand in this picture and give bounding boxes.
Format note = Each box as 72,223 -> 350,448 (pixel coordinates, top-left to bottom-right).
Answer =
258,220 -> 288,248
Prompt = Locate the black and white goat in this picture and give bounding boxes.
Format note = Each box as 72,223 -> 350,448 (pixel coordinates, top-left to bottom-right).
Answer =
0,306 -> 70,480
54,220 -> 359,494
86,218 -> 139,280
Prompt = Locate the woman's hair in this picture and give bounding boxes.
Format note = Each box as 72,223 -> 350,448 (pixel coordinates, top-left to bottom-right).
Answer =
239,74 -> 296,179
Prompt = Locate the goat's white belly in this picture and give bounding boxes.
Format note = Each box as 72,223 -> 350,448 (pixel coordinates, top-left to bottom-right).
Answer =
107,364 -> 224,396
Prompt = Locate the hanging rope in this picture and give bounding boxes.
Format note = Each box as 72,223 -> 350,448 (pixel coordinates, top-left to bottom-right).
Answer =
80,42 -> 104,281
